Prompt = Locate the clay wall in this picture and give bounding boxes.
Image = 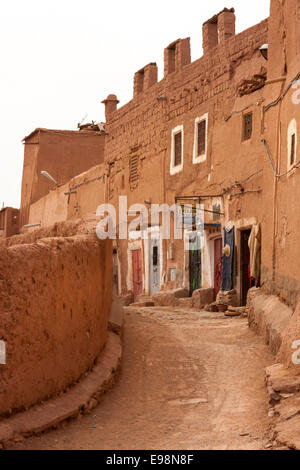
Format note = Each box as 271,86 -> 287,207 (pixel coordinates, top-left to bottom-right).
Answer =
262,0 -> 300,308
27,164 -> 107,228
0,231 -> 112,417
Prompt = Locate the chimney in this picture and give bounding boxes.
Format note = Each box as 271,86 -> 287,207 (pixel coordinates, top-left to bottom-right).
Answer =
101,94 -> 119,121
202,21 -> 218,55
164,38 -> 191,77
202,8 -> 235,54
134,63 -> 158,98
218,9 -> 235,44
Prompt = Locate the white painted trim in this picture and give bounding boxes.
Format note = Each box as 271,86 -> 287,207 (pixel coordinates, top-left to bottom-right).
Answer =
193,113 -> 208,164
170,125 -> 184,175
287,118 -> 297,171
145,226 -> 163,295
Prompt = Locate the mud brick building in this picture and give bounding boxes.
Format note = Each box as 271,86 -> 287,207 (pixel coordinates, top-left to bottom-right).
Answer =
102,8 -> 268,304
0,207 -> 20,238
20,126 -> 106,228
15,1 -> 300,310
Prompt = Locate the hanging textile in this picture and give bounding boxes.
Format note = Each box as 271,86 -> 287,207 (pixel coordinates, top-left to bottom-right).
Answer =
248,223 -> 261,283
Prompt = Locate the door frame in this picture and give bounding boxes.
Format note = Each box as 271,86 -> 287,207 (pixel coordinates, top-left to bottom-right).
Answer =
183,229 -> 203,295
240,228 -> 251,306
143,226 -> 163,296
127,232 -> 144,295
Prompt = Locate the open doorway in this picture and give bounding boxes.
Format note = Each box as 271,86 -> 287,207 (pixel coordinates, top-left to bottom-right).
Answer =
189,233 -> 202,297
240,229 -> 251,306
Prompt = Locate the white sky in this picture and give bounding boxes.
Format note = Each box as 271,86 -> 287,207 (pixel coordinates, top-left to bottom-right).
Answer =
0,0 -> 270,208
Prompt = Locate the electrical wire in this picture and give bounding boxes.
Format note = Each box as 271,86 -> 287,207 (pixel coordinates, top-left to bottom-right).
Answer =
261,138 -> 300,178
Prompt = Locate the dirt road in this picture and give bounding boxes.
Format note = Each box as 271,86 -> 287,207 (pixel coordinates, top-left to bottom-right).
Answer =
13,307 -> 274,450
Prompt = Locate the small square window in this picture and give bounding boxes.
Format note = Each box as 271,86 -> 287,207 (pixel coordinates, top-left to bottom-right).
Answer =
174,132 -> 182,167
243,112 -> 253,141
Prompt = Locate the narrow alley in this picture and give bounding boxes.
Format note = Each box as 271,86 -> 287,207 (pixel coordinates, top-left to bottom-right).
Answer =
13,307 -> 274,450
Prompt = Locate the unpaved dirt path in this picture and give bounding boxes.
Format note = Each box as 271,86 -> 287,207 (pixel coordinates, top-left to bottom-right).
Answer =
13,307 -> 274,450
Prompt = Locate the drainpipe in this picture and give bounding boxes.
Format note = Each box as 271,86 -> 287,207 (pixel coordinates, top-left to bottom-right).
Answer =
272,79 -> 286,285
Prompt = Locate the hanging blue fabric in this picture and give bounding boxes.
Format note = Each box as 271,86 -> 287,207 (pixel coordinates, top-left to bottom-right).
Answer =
221,227 -> 235,291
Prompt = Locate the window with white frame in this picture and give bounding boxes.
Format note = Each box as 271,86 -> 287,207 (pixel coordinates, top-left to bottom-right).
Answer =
193,114 -> 208,164
287,119 -> 297,170
170,125 -> 184,175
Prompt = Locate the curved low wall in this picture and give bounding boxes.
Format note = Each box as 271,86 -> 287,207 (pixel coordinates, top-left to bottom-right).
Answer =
247,288 -> 293,355
0,233 -> 112,417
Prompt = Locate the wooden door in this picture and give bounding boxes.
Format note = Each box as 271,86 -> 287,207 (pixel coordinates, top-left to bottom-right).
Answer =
214,238 -> 222,299
132,249 -> 143,299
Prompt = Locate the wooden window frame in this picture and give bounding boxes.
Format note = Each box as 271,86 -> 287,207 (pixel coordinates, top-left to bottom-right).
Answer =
242,112 -> 253,141
193,113 -> 208,164
170,125 -> 184,175
129,154 -> 139,190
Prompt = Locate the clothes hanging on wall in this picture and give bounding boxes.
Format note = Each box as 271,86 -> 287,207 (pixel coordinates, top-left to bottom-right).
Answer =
248,223 -> 261,283
221,226 -> 235,292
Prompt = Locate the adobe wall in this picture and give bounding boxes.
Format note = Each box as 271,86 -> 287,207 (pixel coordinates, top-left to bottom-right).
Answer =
0,230 -> 112,417
27,163 -> 106,228
20,130 -> 106,228
261,0 -> 300,309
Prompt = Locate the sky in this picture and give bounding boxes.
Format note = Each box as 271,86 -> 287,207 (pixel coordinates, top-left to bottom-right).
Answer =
0,0 -> 270,208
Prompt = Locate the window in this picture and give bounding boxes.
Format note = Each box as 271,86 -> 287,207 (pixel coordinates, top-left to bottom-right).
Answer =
198,121 -> 206,155
174,132 -> 182,167
129,155 -> 139,189
170,125 -> 184,175
212,203 -> 221,221
288,119 -> 297,170
193,114 -> 208,164
243,112 -> 253,141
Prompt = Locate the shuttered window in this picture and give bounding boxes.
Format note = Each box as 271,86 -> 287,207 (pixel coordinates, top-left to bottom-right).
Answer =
197,120 -> 206,156
174,132 -> 182,167
243,112 -> 253,141
129,155 -> 139,189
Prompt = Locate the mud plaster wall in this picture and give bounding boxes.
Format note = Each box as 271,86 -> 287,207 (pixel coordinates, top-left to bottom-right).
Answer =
261,0 -> 300,309
27,164 -> 107,228
0,233 -> 112,417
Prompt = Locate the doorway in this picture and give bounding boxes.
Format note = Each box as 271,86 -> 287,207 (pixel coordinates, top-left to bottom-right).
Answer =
132,249 -> 143,299
214,238 -> 222,300
150,238 -> 160,296
189,233 -> 202,297
240,229 -> 251,306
